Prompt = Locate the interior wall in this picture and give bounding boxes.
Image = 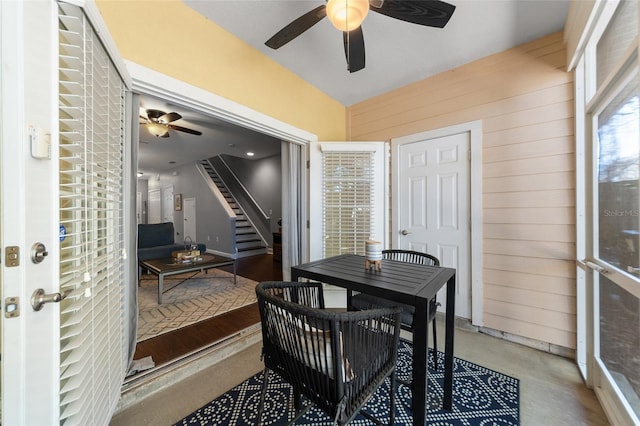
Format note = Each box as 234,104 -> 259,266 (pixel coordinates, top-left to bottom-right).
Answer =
95,0 -> 346,141
147,163 -> 236,256
348,32 -> 576,350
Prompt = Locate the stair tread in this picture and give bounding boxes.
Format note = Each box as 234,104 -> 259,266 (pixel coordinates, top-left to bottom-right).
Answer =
205,160 -> 266,255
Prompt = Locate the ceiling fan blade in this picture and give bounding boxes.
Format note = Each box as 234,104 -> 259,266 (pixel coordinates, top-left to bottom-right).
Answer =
146,109 -> 166,121
265,5 -> 327,49
168,124 -> 203,136
343,27 -> 365,73
371,0 -> 455,28
159,112 -> 181,123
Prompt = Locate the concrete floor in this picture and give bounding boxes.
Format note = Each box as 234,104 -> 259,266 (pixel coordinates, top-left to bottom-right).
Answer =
110,325 -> 610,426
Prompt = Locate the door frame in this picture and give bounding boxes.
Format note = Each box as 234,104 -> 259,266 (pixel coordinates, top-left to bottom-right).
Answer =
126,62 -> 317,261
391,120 -> 483,326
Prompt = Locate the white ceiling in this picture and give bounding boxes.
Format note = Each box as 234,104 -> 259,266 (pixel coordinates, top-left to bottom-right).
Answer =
185,0 -> 571,106
138,0 -> 570,175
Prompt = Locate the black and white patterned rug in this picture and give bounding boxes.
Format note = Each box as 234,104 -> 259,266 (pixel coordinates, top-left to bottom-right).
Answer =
137,270 -> 257,341
176,340 -> 519,425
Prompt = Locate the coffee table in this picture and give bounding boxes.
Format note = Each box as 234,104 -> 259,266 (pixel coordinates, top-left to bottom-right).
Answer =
140,253 -> 236,304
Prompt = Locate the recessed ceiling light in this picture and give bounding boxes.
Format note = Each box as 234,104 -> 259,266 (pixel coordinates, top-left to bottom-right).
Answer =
247,152 -> 254,157
137,172 -> 143,176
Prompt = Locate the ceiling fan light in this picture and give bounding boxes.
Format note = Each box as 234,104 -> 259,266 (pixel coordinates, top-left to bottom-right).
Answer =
147,122 -> 169,137
327,0 -> 369,32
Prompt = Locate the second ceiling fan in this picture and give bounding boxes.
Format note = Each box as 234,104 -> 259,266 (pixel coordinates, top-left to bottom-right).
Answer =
140,109 -> 203,138
265,0 -> 456,73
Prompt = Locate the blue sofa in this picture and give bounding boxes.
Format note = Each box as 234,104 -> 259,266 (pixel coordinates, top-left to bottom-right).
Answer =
137,222 -> 206,261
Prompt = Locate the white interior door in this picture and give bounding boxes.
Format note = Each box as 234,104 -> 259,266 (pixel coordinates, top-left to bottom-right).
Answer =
183,197 -> 197,242
394,130 -> 471,319
148,189 -> 162,223
162,185 -> 174,223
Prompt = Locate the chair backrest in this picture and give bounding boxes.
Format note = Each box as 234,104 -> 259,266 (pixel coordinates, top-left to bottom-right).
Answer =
255,281 -> 402,424
382,249 -> 440,266
137,222 -> 175,248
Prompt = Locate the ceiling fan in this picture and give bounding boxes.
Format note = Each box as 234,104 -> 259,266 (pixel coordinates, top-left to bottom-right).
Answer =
265,0 -> 456,73
140,109 -> 203,138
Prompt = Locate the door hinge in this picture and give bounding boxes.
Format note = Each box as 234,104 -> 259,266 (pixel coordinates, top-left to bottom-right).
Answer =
4,297 -> 20,318
5,246 -> 19,267
307,160 -> 310,169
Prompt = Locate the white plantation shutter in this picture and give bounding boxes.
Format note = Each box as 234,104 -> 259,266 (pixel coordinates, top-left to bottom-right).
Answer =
58,2 -> 127,424
314,143 -> 387,259
322,151 -> 375,256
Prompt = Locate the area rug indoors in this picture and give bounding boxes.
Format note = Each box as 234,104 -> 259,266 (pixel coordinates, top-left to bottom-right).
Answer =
137,269 -> 257,341
175,340 -> 520,425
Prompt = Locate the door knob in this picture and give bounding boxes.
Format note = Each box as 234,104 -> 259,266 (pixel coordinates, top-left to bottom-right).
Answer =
401,230 -> 411,235
31,288 -> 69,311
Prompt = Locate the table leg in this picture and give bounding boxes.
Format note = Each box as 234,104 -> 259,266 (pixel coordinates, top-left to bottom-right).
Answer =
412,299 -> 429,426
158,274 -> 164,304
443,274 -> 456,410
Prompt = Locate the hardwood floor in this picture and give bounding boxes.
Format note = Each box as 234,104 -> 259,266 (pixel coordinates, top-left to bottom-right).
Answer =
132,253 -> 282,367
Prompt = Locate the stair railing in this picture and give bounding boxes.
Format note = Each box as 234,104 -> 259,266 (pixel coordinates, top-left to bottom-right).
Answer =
201,158 -> 270,249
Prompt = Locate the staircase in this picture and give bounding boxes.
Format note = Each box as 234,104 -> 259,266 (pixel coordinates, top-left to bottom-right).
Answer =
199,160 -> 268,257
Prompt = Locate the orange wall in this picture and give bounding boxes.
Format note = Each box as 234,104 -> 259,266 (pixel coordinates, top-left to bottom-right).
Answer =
96,0 -> 346,141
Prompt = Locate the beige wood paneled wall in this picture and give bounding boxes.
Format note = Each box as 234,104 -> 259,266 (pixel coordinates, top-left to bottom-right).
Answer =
348,32 -> 576,350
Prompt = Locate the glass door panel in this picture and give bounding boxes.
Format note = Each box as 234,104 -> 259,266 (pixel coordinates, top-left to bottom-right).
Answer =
594,73 -> 640,422
597,78 -> 639,275
599,274 -> 640,418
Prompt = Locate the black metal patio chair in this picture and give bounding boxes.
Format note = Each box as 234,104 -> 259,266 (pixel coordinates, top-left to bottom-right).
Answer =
347,249 -> 441,374
256,281 -> 402,425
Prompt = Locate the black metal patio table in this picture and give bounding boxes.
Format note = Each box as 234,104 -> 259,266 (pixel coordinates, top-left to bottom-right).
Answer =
290,253 -> 456,426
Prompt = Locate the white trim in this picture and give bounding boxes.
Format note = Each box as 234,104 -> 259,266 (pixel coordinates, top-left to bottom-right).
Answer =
125,61 -> 317,146
594,358 -> 640,426
574,56 -> 593,384
566,0 -> 611,71
390,120 -> 483,326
